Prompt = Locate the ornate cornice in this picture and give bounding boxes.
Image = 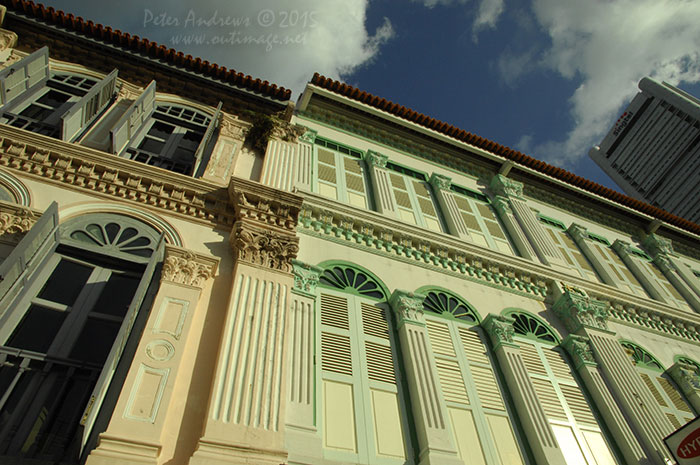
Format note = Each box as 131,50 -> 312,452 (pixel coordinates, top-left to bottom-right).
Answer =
428,173 -> 452,190
364,150 -> 388,168
482,314 -> 517,350
389,289 -> 426,328
552,284 -> 610,333
229,177 -> 302,234
667,362 -> 700,395
561,334 -> 597,370
0,202 -> 39,241
490,174 -> 523,199
0,126 -> 236,226
291,259 -> 323,297
162,245 -> 219,289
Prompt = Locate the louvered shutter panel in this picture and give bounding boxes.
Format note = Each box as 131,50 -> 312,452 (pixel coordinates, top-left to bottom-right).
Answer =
320,292 -> 352,377
192,101 -> 222,176
110,80 -> 156,154
0,46 -> 50,108
0,201 -> 59,311
61,68 -> 118,142
657,376 -> 693,414
360,302 -> 395,385
458,327 -> 506,411
80,235 -> 164,450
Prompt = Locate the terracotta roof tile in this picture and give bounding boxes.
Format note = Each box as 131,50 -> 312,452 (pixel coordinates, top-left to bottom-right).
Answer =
310,73 -> 700,236
3,0 -> 291,101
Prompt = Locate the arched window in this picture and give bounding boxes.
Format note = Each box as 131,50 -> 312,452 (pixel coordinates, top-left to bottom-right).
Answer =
316,263 -> 412,464
420,288 -> 526,464
505,310 -> 619,465
621,341 -> 695,428
0,207 -> 162,463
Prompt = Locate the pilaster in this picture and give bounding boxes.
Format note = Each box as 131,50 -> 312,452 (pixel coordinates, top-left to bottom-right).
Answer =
190,179 -> 303,465
293,129 -> 316,192
259,123 -> 307,192
428,173 -> 470,240
612,240 -> 669,303
388,290 -> 462,465
87,246 -> 219,465
560,335 -> 647,464
481,314 -> 567,465
567,224 -> 618,286
489,174 -> 563,265
364,150 -> 399,218
643,234 -> 700,312
551,284 -> 674,465
202,114 -> 251,185
490,195 -> 538,261
666,362 -> 700,414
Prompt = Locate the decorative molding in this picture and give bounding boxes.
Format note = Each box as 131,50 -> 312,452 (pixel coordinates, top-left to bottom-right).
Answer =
116,81 -> 143,101
0,203 -> 38,240
561,334 -> 597,370
145,339 -> 176,362
389,289 -> 426,327
642,233 -> 674,258
567,223 -> 588,242
162,245 -> 219,288
0,126 -> 237,227
482,314 -> 517,350
220,113 -> 252,140
291,259 -> 323,296
230,221 -> 299,273
428,172 -> 452,190
298,128 -> 317,144
364,150 -> 388,168
271,120 -> 306,142
552,285 -> 610,333
490,174 -> 523,199
667,362 -> 700,395
0,28 -> 17,51
491,195 -> 512,216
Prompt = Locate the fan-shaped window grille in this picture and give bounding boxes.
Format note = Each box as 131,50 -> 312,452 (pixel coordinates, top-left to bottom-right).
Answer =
422,289 -> 478,322
61,214 -> 161,258
677,357 -> 700,376
621,341 -> 663,371
509,312 -> 558,343
319,265 -> 385,300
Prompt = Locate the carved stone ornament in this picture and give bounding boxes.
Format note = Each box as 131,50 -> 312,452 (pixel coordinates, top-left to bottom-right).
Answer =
0,29 -> 17,51
611,239 -> 632,258
229,177 -> 303,234
389,290 -> 426,327
162,247 -> 218,288
0,208 -> 36,237
231,221 -> 299,273
482,314 -> 517,350
491,195 -> 512,216
567,224 -> 588,242
642,233 -> 674,258
489,174 -> 524,199
292,259 -> 323,296
364,150 -> 388,168
667,363 -> 700,394
271,120 -> 307,142
428,173 -> 452,190
553,286 -> 610,333
219,114 -> 251,140
298,128 -> 317,144
561,334 -> 597,370
116,82 -> 141,102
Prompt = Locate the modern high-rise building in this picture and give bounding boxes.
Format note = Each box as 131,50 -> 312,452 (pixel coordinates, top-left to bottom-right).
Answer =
590,77 -> 700,224
1,2 -> 700,465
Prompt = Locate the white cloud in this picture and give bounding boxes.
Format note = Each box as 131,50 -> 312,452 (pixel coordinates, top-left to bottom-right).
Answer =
41,0 -> 394,98
522,0 -> 700,166
472,0 -> 505,39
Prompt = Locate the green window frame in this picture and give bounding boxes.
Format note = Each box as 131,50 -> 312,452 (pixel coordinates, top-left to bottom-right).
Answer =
537,215 -> 601,282
421,289 -> 528,465
313,137 -> 370,209
507,311 -> 619,465
450,185 -> 515,255
621,341 -> 695,429
587,233 -> 649,297
386,162 -> 442,232
316,264 -> 413,464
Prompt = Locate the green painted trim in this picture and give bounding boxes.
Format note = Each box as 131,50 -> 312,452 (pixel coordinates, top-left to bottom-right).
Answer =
619,340 -> 665,372
502,308 -> 561,344
385,160 -> 428,181
629,247 -> 652,261
314,135 -> 364,159
674,355 -> 700,371
315,259 -> 390,301
586,231 -> 611,246
536,213 -> 566,230
450,183 -> 490,203
414,285 -> 482,323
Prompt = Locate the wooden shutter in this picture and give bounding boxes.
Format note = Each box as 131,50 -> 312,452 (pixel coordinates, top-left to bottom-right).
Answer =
61,68 -> 118,142
0,201 -> 59,311
0,46 -> 50,108
79,234 -> 164,448
192,101 -> 222,176
320,293 -> 352,376
360,302 -> 395,385
110,80 -> 156,154
458,327 -> 506,411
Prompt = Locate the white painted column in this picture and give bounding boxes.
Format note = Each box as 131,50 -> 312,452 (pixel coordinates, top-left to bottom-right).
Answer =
202,114 -> 250,185
666,362 -> 700,414
293,129 -> 315,192
87,246 -> 219,465
388,290 -> 462,465
612,240 -> 670,302
568,224 -> 618,285
364,150 -> 399,218
260,138 -> 297,191
490,195 -> 539,261
643,234 -> 700,312
552,285 -> 675,465
428,173 -> 471,240
481,314 -> 567,465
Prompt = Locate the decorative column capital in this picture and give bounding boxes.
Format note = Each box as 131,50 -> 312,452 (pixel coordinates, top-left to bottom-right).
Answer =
489,174 -> 524,199
611,239 -> 632,258
567,223 -> 588,242
667,362 -> 700,396
298,128 -> 317,144
271,120 -> 307,143
482,314 -> 517,350
364,150 -> 388,168
552,284 -> 610,333
428,173 -> 452,190
642,233 -> 674,258
389,289 -> 426,328
561,335 -> 597,370
230,221 -> 299,273
491,195 -> 513,216
652,254 -> 674,273
291,259 -> 323,297
162,245 -> 219,289
219,114 -> 252,140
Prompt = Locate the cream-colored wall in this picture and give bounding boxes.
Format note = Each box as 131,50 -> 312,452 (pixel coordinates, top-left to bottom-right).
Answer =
611,320 -> 700,367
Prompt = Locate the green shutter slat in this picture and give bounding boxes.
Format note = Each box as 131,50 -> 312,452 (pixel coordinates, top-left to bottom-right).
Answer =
365,341 -> 395,384
426,320 -> 456,357
320,293 -> 349,330
321,332 -> 352,376
435,358 -> 468,404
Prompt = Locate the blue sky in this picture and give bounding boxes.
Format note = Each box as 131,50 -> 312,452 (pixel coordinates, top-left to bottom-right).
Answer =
39,0 -> 700,190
